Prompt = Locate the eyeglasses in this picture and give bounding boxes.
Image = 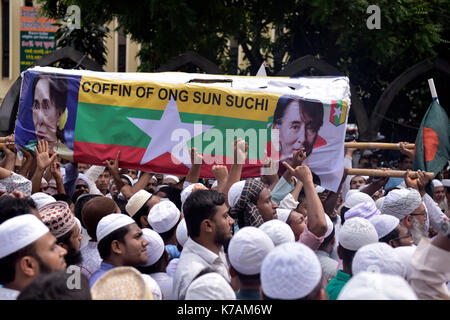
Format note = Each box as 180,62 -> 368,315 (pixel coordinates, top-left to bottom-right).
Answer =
391,233 -> 413,241
410,211 -> 427,217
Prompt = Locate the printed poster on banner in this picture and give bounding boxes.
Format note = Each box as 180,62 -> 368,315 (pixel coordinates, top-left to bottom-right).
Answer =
15,67 -> 350,192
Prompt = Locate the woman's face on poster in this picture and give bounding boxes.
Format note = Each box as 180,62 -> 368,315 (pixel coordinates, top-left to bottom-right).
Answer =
275,100 -> 318,161
32,78 -> 61,144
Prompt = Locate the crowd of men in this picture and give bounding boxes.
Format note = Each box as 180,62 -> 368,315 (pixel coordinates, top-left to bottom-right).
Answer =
0,135 -> 449,300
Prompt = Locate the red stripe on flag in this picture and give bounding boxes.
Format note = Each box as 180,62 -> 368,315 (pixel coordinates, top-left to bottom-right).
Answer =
329,100 -> 337,123
74,141 -> 264,178
313,135 -> 327,149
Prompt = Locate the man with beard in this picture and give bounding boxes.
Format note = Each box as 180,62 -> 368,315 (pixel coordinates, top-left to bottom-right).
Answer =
381,188 -> 428,245
173,190 -> 235,300
0,214 -> 67,299
38,201 -> 83,266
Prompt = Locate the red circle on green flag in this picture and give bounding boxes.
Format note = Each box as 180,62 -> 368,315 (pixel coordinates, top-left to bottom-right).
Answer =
423,127 -> 439,162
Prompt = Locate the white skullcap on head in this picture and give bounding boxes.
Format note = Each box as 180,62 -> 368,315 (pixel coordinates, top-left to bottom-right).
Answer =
276,208 -> 291,223
141,274 -> 162,300
259,220 -> 295,246
175,219 -> 188,247
324,214 -> 334,238
229,227 -> 274,275
339,217 -> 378,251
30,192 -> 56,210
344,192 -> 374,209
166,258 -> 178,278
442,179 -> 450,187
352,242 -> 406,277
96,213 -> 135,243
180,183 -> 206,206
393,246 -> 416,280
0,214 -> 49,258
261,242 -> 322,300
185,273 -> 236,300
375,197 -> 385,210
432,179 -> 443,188
381,188 -> 422,219
345,189 -> 359,201
228,180 -> 245,207
141,228 -> 165,266
337,271 -> 417,300
163,175 -> 179,184
369,214 -> 400,239
148,201 -> 181,233
125,190 -> 152,217
344,201 -> 380,221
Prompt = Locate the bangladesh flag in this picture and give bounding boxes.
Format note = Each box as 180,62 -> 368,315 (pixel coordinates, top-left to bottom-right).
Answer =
413,100 -> 450,189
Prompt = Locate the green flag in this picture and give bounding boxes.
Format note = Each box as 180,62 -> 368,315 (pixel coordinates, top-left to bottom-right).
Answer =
413,100 -> 450,194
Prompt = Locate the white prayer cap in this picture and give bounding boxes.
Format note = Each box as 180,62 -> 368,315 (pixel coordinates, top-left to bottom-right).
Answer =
175,219 -> 188,247
259,220 -> 295,246
393,246 -> 416,280
30,192 -> 56,210
148,201 -> 181,233
338,217 -> 378,251
75,217 -> 82,233
180,183 -> 206,206
442,179 -> 450,187
344,201 -> 380,221
228,181 -> 245,208
229,227 -> 274,275
315,185 -> 325,193
163,175 -> 179,184
381,188 -> 422,219
77,174 -> 92,192
375,197 -> 385,210
96,213 -> 135,243
337,271 -> 417,300
352,242 -> 406,277
125,190 -> 152,217
432,179 -> 444,188
141,274 -> 163,300
344,189 -> 359,202
324,214 -> 334,238
369,214 -> 400,239
344,192 -> 374,209
0,214 -> 49,259
166,258 -> 179,278
185,273 -> 236,300
141,228 -> 165,266
261,242 -> 322,300
276,208 -> 291,223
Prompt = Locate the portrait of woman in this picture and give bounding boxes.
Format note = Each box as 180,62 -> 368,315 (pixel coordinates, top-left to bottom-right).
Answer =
272,95 -> 324,163
31,73 -> 69,153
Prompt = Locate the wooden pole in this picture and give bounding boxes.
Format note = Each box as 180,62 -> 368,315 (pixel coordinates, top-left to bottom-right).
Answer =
344,142 -> 414,150
347,168 -> 434,179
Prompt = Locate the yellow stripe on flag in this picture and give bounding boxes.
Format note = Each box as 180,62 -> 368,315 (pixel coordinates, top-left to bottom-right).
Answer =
78,76 -> 281,122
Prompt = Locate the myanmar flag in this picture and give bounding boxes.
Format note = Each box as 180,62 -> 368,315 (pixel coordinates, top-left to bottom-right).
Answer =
413,100 -> 450,183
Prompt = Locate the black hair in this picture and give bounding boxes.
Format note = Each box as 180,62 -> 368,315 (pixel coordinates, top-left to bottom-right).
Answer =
0,243 -> 37,284
379,226 -> 400,244
136,251 -> 166,275
97,224 -> 130,260
183,190 -> 225,238
114,197 -> 129,214
52,194 -> 73,207
234,269 -> 261,284
0,196 -> 37,224
17,270 -> 91,300
339,245 -> 357,268
318,225 -> 335,251
157,186 -> 182,210
131,203 -> 149,228
56,228 -> 74,246
74,194 -> 101,228
340,206 -> 350,225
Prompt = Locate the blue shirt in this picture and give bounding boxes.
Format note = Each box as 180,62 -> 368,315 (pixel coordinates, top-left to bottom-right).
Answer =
89,261 -> 115,288
165,244 -> 181,259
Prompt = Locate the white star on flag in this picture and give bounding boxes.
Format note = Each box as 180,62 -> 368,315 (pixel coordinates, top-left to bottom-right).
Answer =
128,98 -> 213,166
333,105 -> 342,119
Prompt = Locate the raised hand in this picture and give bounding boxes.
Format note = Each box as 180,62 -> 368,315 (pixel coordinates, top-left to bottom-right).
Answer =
34,140 -> 57,171
212,165 -> 228,181
50,160 -> 63,181
233,138 -> 248,164
104,151 -> 121,174
292,148 -> 307,167
190,147 -> 203,165
282,161 -> 313,184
